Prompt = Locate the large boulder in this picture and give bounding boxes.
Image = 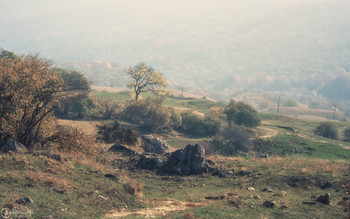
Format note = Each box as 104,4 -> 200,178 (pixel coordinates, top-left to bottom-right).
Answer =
0,139 -> 26,153
161,144 -> 206,175
142,135 -> 170,154
137,153 -> 163,170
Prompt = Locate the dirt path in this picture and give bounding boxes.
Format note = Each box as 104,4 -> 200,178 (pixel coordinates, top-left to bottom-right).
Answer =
105,199 -> 206,218
259,126 -> 278,139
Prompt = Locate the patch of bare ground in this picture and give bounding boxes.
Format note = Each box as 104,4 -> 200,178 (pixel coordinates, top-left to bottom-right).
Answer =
57,119 -> 102,136
259,126 -> 278,139
105,199 -> 206,218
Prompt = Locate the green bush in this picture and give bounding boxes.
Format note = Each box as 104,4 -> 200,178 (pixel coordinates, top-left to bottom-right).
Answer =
224,100 -> 261,127
97,120 -> 139,145
178,107 -> 226,137
343,127 -> 350,142
54,69 -> 95,119
211,123 -> 252,155
120,98 -> 181,132
314,122 -> 339,140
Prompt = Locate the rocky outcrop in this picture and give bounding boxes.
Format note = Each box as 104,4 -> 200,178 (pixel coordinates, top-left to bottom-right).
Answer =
142,135 -> 170,154
263,200 -> 276,208
0,139 -> 26,153
137,153 -> 164,170
160,144 -> 206,175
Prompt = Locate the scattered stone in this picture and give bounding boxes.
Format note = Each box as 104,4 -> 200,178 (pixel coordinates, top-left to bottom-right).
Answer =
320,182 -> 332,190
104,173 -> 119,180
259,154 -> 269,158
211,166 -> 233,178
262,187 -> 274,193
98,195 -> 108,200
160,144 -> 206,175
279,205 -> 288,209
0,139 -> 26,153
247,187 -> 255,191
52,188 -> 65,194
253,195 -> 261,200
137,153 -> 163,170
281,191 -> 287,196
317,193 -> 331,205
263,200 -> 276,208
108,144 -> 138,155
16,197 -> 33,205
302,201 -> 317,205
142,135 -> 171,154
238,170 -> 251,176
205,195 -> 226,200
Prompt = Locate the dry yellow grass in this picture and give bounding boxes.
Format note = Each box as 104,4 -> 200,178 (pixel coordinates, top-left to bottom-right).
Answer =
57,119 -> 102,136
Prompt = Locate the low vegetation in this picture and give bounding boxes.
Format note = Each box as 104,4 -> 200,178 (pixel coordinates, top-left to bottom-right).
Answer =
97,120 -> 139,145
314,122 -> 339,140
1,51 -> 350,218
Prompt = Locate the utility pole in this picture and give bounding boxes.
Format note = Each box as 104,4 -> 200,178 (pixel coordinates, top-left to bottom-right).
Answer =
277,96 -> 280,114
181,87 -> 184,97
333,103 -> 336,120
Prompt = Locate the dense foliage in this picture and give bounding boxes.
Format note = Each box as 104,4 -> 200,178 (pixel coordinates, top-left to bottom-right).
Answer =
211,123 -> 252,155
54,68 -> 94,119
120,98 -> 181,132
97,120 -> 139,145
0,54 -> 65,146
343,127 -> 350,142
224,100 -> 261,127
314,122 -> 339,140
178,108 -> 226,137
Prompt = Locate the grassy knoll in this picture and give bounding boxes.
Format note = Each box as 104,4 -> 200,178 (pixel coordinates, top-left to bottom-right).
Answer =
0,152 -> 142,218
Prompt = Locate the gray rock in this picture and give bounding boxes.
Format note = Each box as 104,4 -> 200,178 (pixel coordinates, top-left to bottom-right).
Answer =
320,182 -> 332,190
16,197 -> 33,205
262,187 -> 274,192
142,135 -> 170,154
0,139 -> 26,153
137,153 -> 163,170
263,200 -> 276,208
317,193 -> 331,205
160,144 -> 206,175
253,195 -> 261,200
259,153 -> 269,158
302,201 -> 317,205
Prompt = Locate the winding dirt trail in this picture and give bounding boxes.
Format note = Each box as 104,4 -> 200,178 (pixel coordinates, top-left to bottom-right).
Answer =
259,126 -> 278,139
105,199 -> 207,218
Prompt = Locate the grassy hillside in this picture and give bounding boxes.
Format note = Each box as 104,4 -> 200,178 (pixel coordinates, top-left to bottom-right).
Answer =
0,152 -> 143,218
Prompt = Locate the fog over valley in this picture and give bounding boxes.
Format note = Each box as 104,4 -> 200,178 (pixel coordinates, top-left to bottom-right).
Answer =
2,0 -> 350,107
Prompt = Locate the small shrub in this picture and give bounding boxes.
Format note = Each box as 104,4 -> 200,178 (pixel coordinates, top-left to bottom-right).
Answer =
43,126 -> 97,155
314,122 -> 339,140
178,108 -> 226,137
224,100 -> 261,127
120,98 -> 181,132
96,120 -> 140,145
211,124 -> 252,155
343,127 -> 350,142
